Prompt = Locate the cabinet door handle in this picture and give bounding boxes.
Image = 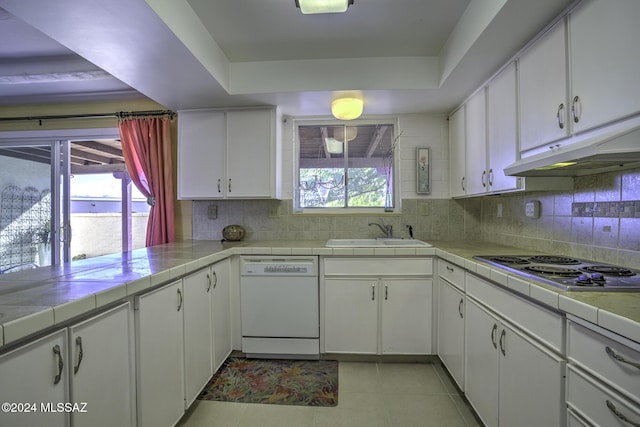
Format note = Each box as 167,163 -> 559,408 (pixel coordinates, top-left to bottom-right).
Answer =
571,95 -> 581,123
556,103 -> 565,129
212,271 -> 218,289
206,274 -> 212,292
384,283 -> 388,300
458,299 -> 464,318
491,324 -> 498,349
228,178 -> 232,193
177,288 -> 183,311
371,284 -> 375,301
481,170 -> 486,188
488,169 -> 494,187
606,346 -> 640,370
73,336 -> 84,374
53,344 -> 64,385
461,177 -> 465,192
217,178 -> 221,193
446,266 -> 454,273
606,400 -> 640,426
499,329 -> 506,356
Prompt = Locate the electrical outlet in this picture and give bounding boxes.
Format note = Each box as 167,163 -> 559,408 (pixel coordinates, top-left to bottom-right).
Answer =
525,201 -> 541,218
207,204 -> 217,219
497,203 -> 503,218
420,203 -> 431,216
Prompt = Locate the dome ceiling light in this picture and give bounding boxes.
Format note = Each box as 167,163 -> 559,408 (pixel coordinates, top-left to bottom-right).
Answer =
331,97 -> 363,121
295,0 -> 354,15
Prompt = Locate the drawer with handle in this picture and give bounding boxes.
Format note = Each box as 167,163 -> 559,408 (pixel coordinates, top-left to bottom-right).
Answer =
567,365 -> 640,426
568,320 -> 640,403
438,259 -> 464,291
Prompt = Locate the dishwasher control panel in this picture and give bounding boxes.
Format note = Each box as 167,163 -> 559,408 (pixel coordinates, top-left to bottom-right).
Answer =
240,256 -> 318,276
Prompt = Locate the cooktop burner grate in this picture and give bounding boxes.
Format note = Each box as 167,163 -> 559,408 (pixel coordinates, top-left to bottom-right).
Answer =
523,265 -> 582,277
472,255 -> 640,291
528,255 -> 580,265
581,266 -> 636,277
491,256 -> 530,264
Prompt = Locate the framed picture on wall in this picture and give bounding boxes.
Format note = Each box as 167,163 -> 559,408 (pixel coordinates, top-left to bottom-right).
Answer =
416,147 -> 430,194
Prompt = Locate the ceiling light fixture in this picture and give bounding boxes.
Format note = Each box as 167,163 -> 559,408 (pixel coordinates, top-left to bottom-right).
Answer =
331,97 -> 363,120
295,0 -> 353,14
324,137 -> 343,154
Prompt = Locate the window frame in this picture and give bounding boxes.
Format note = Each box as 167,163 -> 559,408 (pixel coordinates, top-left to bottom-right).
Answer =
293,117 -> 400,214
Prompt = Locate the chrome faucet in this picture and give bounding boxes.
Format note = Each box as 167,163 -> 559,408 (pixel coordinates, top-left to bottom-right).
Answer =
369,222 -> 393,238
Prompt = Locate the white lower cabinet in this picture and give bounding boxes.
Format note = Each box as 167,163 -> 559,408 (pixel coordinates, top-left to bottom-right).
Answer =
69,303 -> 135,427
0,303 -> 134,427
323,257 -> 433,355
465,296 -> 565,427
0,329 -> 69,427
183,268 -> 214,409
211,259 -> 232,373
136,280 -> 185,427
324,278 -> 432,355
437,276 -> 465,390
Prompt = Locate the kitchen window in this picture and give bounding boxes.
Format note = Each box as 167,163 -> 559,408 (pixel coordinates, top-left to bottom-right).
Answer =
295,119 -> 398,212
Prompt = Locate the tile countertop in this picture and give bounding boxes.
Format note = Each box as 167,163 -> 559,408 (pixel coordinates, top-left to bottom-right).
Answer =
0,240 -> 638,349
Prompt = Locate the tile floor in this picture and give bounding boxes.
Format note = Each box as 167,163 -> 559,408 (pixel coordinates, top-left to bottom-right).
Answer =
178,361 -> 482,427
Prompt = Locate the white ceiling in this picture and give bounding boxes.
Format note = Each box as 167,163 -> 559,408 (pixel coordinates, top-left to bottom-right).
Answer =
0,0 -> 574,116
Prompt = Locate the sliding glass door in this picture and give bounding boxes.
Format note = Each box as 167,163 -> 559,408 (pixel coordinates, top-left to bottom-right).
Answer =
0,128 -> 124,271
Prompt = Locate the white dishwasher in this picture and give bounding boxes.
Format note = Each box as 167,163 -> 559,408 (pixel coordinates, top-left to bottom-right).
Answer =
240,256 -> 319,359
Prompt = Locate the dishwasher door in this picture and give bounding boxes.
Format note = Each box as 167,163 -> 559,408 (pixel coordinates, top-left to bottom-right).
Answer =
240,257 -> 319,358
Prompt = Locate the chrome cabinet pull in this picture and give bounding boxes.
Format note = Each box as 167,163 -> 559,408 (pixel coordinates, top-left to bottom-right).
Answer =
53,344 -> 64,385
556,103 -> 565,129
482,170 -> 486,188
606,346 -> 640,369
217,178 -> 221,193
491,324 -> 498,349
206,274 -> 212,292
606,400 -> 640,426
571,95 -> 581,123
488,169 -> 494,187
177,288 -> 183,311
499,329 -> 506,356
461,177 -> 465,192
371,284 -> 375,301
228,178 -> 232,192
446,266 -> 454,273
73,336 -> 84,374
458,299 -> 464,319
384,284 -> 388,300
212,271 -> 218,289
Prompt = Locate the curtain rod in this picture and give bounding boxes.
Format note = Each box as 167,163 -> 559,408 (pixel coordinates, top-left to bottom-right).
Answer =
0,109 -> 176,123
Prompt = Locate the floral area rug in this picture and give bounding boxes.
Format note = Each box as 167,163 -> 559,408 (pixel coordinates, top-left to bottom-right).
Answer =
197,357 -> 338,407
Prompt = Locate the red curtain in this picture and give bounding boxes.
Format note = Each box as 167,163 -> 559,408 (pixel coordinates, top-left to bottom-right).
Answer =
118,116 -> 175,246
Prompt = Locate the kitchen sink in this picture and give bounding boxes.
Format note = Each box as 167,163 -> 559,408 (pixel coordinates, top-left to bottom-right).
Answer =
326,238 -> 432,248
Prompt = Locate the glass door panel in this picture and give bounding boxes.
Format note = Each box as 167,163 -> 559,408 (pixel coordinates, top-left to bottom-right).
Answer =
0,143 -> 54,272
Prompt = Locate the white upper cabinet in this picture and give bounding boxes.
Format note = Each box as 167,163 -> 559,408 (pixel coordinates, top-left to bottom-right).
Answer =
464,89 -> 488,195
178,110 -> 226,199
449,106 -> 466,197
568,0 -> 640,133
178,108 -> 281,200
487,62 -> 519,193
519,19 -> 569,152
518,0 -> 640,153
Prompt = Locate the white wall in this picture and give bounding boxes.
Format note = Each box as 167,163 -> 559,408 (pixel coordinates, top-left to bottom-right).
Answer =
70,213 -> 148,258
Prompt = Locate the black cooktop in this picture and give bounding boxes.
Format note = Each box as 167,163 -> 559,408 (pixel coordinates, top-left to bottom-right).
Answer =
473,255 -> 640,291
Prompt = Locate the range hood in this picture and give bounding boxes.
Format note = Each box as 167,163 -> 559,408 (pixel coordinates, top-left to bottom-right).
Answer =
505,115 -> 640,177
